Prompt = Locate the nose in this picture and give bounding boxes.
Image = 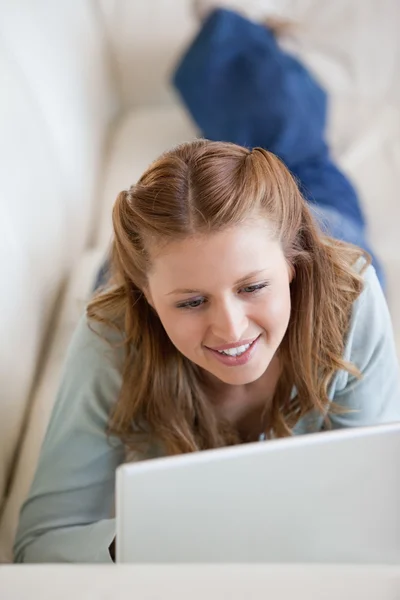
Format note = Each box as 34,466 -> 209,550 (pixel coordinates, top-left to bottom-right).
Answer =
209,297 -> 248,343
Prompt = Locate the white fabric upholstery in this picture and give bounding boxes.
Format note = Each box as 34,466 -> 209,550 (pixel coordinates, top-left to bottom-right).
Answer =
0,0 -> 116,543
1,0 -> 399,563
281,0 -> 400,104
2,564 -> 400,599
0,249 -> 106,563
98,0 -> 198,109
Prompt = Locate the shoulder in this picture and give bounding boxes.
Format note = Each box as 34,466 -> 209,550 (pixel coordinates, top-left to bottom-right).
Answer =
67,313 -> 126,371
57,313 -> 127,415
335,258 -> 396,389
345,259 -> 389,358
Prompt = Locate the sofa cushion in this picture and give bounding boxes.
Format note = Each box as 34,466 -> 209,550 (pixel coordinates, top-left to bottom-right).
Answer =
0,0 -> 116,518
0,248 -> 106,563
98,0 -> 198,108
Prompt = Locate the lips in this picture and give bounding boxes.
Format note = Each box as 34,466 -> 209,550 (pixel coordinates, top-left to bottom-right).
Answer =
205,334 -> 261,367
206,335 -> 260,352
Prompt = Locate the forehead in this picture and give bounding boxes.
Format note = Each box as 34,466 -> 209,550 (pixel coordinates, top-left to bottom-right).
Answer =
147,222 -> 286,290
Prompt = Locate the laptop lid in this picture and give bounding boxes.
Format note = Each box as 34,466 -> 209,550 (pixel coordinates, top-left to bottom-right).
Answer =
116,423 -> 400,563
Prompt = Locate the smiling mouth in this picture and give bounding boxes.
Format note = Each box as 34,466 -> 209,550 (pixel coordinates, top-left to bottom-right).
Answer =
217,341 -> 252,357
207,336 -> 260,357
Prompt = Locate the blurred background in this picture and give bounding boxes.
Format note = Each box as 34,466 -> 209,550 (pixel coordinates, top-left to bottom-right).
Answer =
0,0 -> 399,562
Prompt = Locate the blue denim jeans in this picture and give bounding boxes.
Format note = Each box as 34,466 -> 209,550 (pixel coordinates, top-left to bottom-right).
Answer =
172,8 -> 385,288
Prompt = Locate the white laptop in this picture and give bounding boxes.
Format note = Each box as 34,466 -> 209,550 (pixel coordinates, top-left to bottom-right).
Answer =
116,422 -> 400,564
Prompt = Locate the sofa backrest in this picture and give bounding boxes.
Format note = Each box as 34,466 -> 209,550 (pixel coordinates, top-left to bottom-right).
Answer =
0,0 -> 117,511
98,0 -> 198,109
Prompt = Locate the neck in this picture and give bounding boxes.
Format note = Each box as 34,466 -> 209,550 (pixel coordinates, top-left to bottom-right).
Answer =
205,354 -> 282,432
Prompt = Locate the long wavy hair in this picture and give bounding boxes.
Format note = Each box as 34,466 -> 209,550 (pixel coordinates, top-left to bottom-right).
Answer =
87,139 -> 369,454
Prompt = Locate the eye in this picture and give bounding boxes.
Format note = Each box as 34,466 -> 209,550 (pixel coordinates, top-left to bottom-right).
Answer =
240,282 -> 269,295
176,297 -> 206,310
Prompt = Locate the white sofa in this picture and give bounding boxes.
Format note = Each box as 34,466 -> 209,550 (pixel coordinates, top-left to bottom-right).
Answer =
0,0 -> 399,563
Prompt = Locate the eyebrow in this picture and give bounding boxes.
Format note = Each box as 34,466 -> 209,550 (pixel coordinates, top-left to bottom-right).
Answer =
166,269 -> 269,296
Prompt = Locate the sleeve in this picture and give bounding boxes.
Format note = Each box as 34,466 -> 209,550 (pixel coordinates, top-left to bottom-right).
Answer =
329,265 -> 400,428
13,315 -> 127,563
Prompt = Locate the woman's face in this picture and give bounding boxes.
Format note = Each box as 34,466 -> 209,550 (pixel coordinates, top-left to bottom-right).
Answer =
145,221 -> 292,386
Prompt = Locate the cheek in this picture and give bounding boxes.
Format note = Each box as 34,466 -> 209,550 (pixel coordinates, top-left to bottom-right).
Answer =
157,308 -> 203,354
260,290 -> 291,335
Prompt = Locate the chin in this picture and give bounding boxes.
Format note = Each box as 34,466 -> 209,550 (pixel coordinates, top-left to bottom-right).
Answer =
214,365 -> 267,386
223,375 -> 260,386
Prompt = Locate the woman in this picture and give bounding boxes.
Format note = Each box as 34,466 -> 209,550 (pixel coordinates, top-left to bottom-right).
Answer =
14,138 -> 400,563
14,11 -> 400,564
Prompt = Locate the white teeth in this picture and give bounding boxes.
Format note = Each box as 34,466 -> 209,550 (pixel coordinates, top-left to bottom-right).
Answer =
218,342 -> 251,357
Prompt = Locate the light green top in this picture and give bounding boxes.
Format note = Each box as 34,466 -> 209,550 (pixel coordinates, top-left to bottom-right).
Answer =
14,264 -> 400,563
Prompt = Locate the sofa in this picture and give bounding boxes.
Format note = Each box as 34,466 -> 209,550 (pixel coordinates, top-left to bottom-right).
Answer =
1,0 -> 399,563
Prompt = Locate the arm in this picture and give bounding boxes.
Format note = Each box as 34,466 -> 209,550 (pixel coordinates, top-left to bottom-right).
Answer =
13,315 -> 126,563
330,264 -> 400,428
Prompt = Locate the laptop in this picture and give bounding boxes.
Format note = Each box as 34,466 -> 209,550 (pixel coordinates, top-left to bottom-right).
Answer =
116,422 -> 400,563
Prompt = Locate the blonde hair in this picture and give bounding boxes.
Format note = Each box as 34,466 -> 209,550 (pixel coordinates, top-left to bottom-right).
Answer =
88,139 -> 369,454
